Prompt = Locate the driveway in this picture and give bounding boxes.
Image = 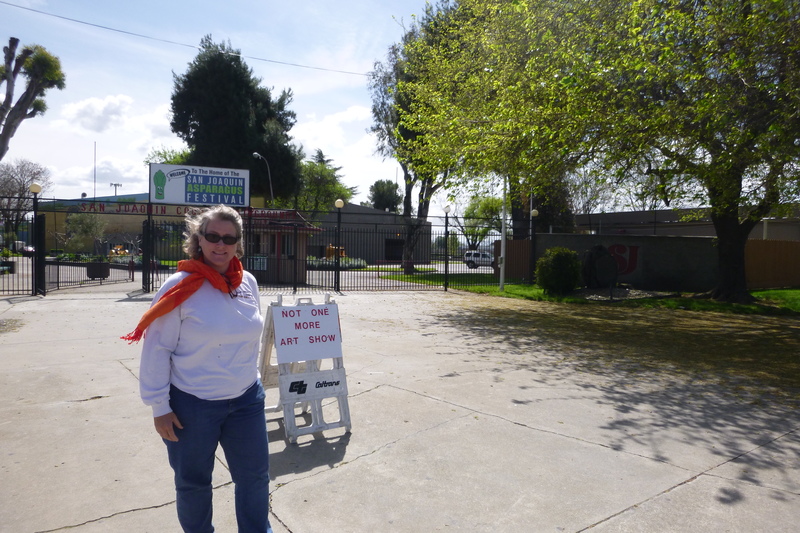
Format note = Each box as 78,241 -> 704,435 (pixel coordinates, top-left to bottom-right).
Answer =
0,288 -> 798,532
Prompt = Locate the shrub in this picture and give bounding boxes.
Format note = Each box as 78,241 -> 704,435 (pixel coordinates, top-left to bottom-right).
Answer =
111,255 -> 140,266
536,247 -> 581,296
56,253 -> 90,262
306,256 -> 367,270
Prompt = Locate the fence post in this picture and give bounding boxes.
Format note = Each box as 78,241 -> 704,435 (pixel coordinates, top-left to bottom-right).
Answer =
142,220 -> 151,292
292,223 -> 299,292
245,207 -> 254,272
34,213 -> 46,295
444,206 -> 450,291
334,200 -> 343,292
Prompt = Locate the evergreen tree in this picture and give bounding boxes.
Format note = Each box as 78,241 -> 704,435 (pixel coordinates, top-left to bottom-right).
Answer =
367,179 -> 402,212
170,35 -> 301,200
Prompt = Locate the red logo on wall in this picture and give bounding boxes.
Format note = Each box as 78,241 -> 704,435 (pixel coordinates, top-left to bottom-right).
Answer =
608,244 -> 640,276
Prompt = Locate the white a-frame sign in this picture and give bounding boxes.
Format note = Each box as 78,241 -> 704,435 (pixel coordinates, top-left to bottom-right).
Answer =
259,294 -> 351,443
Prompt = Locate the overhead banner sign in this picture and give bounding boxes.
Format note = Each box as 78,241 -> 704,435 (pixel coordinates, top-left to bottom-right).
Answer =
149,163 -> 250,207
272,303 -> 342,364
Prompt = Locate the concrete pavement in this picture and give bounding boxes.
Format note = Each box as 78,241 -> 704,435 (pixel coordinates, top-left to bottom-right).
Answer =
1,282 -> 799,532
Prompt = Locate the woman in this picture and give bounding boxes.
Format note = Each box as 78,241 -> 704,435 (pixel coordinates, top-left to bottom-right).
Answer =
123,205 -> 272,533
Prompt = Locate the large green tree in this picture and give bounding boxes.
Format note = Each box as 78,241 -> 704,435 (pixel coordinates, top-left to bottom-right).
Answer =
171,36 -> 301,200
365,179 -> 403,212
398,0 -> 800,302
398,1 -> 576,239
65,212 -> 106,255
292,149 -> 355,214
578,0 -> 800,302
453,195 -> 502,251
368,2 -> 462,273
0,37 -> 66,161
143,145 -> 190,166
379,2 -> 574,243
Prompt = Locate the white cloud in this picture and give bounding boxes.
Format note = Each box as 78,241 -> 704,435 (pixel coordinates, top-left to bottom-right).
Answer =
45,158 -> 148,201
292,105 -> 372,154
58,94 -> 134,133
125,104 -> 184,155
289,104 -> 394,201
337,132 -> 400,198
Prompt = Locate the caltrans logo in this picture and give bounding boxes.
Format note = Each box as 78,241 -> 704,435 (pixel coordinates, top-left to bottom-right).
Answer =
288,381 -> 307,394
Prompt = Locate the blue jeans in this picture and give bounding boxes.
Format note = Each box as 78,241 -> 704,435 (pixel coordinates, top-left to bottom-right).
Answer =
166,382 -> 272,533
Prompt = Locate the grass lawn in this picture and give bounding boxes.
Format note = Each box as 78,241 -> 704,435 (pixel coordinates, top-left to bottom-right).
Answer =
359,265 -> 437,273
384,271 -> 800,315
473,285 -> 800,315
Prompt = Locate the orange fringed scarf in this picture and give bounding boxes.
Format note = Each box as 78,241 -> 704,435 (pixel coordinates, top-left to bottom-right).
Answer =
121,257 -> 244,344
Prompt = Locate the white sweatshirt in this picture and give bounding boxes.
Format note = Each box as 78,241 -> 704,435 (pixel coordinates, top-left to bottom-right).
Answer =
139,270 -> 264,417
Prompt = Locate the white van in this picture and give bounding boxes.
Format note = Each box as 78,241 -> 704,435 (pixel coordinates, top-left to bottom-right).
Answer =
463,251 -> 494,269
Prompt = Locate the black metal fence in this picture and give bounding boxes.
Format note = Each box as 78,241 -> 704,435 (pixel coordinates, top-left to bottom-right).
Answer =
8,195 -> 798,297
1,251 -> 136,295
142,210 -> 513,294
1,195 -> 35,295
44,258 -> 134,291
2,198 -> 514,296
0,254 -> 34,295
1,195 -> 142,295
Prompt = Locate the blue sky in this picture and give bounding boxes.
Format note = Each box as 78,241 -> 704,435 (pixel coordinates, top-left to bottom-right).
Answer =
2,0 -> 434,207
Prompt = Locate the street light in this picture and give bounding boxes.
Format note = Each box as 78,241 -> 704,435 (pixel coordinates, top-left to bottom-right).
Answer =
252,152 -> 275,208
444,205 -> 451,291
29,183 -> 42,295
529,208 -> 539,284
334,198 -> 344,292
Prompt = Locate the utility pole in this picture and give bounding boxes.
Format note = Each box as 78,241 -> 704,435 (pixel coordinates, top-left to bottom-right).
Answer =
110,183 -> 122,195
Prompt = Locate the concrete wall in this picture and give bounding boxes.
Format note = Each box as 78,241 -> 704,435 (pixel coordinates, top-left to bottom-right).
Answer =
504,234 -> 719,292
574,208 -> 800,242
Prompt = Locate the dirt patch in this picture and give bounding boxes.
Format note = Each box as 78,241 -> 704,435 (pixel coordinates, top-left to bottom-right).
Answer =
0,318 -> 22,334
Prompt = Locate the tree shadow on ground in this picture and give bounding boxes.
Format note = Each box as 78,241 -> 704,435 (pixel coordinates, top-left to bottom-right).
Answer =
421,298 -> 800,498
426,299 -> 800,398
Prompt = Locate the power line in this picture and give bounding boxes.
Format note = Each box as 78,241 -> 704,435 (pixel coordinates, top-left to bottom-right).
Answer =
0,0 -> 368,76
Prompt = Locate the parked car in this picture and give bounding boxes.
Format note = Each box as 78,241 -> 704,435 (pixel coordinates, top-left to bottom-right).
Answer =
463,251 -> 495,269
10,241 -> 34,257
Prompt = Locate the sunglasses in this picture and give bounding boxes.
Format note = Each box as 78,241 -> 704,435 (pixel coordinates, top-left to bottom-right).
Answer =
203,233 -> 239,245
